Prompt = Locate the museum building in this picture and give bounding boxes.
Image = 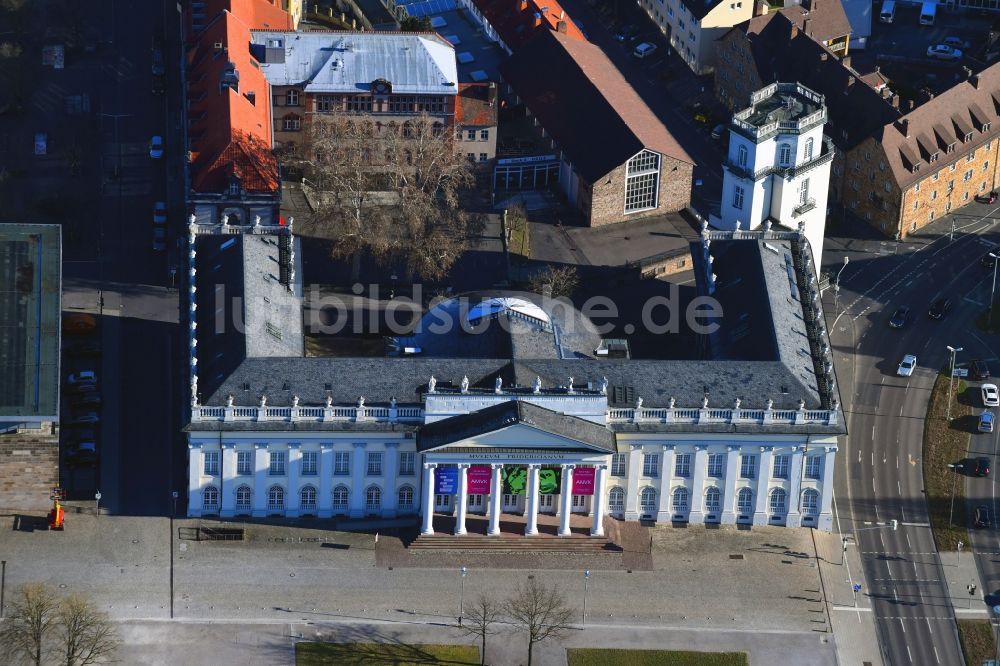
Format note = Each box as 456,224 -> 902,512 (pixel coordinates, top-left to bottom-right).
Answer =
183,218 -> 844,533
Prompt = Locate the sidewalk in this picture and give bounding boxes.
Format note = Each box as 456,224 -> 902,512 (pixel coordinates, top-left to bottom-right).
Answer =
941,549 -> 990,618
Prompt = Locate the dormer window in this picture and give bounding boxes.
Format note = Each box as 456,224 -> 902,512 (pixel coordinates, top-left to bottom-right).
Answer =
946,143 -> 955,154
983,122 -> 992,132
965,132 -> 974,142
930,152 -> 939,163
912,163 -> 921,173
228,178 -> 242,196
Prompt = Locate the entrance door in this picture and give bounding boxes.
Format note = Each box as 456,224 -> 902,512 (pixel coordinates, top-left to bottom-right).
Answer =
434,494 -> 451,512
572,494 -> 589,513
502,494 -> 521,512
539,494 -> 555,513
468,494 -> 485,513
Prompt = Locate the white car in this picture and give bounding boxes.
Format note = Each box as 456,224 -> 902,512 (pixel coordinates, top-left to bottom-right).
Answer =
149,135 -> 164,159
984,383 -> 1000,408
897,354 -> 917,377
67,371 -> 97,385
633,42 -> 657,59
153,201 -> 167,225
927,44 -> 962,60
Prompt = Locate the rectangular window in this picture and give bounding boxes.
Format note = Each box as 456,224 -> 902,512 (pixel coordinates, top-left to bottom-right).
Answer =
964,169 -> 974,182
643,453 -> 660,477
740,454 -> 756,479
345,95 -> 372,112
733,185 -> 744,210
316,95 -> 335,112
798,178 -> 810,204
806,456 -> 822,479
283,117 -> 300,131
968,150 -> 976,162
708,453 -> 724,478
269,451 -> 285,476
334,451 -> 350,475
675,453 -> 691,478
984,161 -> 990,172
611,453 -> 626,477
399,451 -> 415,476
204,451 -> 220,475
772,454 -> 789,479
479,129 -> 489,141
931,190 -> 937,200
367,452 -> 383,476
301,451 -> 317,475
466,129 -> 476,141
286,89 -> 299,106
915,182 -> 921,192
237,450 -> 252,475
737,145 -> 747,167
479,153 -> 488,162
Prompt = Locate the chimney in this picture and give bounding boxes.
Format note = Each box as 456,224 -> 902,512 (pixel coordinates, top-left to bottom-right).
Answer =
820,52 -> 828,62
804,18 -> 812,35
518,0 -> 528,10
971,74 -> 982,89
755,0 -> 769,15
845,75 -> 855,91
534,11 -> 542,27
841,55 -> 851,69
556,19 -> 567,32
891,93 -> 900,108
559,9 -> 564,18
790,24 -> 799,38
897,118 -> 910,138
906,99 -> 915,111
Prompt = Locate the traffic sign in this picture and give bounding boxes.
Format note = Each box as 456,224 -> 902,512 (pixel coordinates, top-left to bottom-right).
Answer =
853,584 -> 862,592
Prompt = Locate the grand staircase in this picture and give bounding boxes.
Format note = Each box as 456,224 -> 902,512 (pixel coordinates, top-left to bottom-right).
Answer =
409,533 -> 621,553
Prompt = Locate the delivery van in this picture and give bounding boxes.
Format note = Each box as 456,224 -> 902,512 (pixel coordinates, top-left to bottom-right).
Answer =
879,0 -> 895,23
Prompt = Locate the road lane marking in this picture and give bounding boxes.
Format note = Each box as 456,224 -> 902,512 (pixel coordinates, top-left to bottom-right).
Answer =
900,617 -> 905,633
907,644 -> 913,663
897,456 -> 899,469
901,522 -> 930,527
898,480 -> 902,495
906,533 -> 911,549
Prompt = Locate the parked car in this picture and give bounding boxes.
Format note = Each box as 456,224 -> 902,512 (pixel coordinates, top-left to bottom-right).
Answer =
897,354 -> 917,377
34,132 -> 47,155
927,44 -> 963,60
71,393 -> 102,408
67,371 -> 97,385
153,226 -> 166,252
151,47 -> 165,76
984,384 -> 1000,408
633,42 -> 657,59
975,505 -> 991,528
688,102 -> 711,125
67,442 -> 97,467
970,359 -> 991,380
928,297 -> 953,319
149,135 -> 164,159
981,411 -> 996,433
711,124 -> 726,141
975,191 -> 997,204
889,306 -> 910,329
152,74 -> 165,95
974,456 -> 992,476
68,411 -> 100,425
67,381 -> 98,395
153,201 -> 167,225
943,36 -> 971,49
615,24 -> 640,42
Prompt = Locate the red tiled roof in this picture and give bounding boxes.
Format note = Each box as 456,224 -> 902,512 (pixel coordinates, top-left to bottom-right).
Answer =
455,83 -> 498,127
472,0 -> 586,50
202,0 -> 293,30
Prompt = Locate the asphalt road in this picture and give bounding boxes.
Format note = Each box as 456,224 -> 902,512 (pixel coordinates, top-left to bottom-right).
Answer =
828,207 -> 1000,665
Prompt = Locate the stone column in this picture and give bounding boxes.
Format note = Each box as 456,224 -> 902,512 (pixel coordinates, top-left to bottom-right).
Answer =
591,465 -> 607,537
720,446 -> 740,523
752,447 -> 774,526
688,447 -> 708,524
349,442 -> 366,518
384,442 -> 400,518
488,464 -> 503,536
623,444 -> 642,520
558,464 -> 575,536
455,464 -> 469,535
421,463 -> 437,535
286,445 -> 301,517
252,444 -> 268,517
318,447 -> 334,518
525,464 -> 540,536
187,445 -> 203,516
818,447 -> 836,531
220,444 -> 236,516
656,446 -> 674,522
785,447 -> 805,527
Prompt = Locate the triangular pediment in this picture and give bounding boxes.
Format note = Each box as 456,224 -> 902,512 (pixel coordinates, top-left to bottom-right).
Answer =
425,423 -> 609,452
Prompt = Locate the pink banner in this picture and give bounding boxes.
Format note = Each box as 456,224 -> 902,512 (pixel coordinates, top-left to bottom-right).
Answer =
572,467 -> 596,495
467,465 -> 493,494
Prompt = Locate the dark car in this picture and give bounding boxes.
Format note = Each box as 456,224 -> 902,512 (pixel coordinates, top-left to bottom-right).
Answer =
151,47 -> 165,76
152,74 -> 164,95
970,359 -> 992,380
614,24 -> 640,42
889,306 -> 910,329
928,298 -> 953,319
974,456 -> 991,477
975,505 -> 992,529
976,191 -> 998,204
71,393 -> 102,408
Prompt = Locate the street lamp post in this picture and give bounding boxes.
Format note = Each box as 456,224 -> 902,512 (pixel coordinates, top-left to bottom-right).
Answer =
834,256 -> 849,316
948,463 -> 964,525
458,566 -> 467,625
958,540 -> 964,566
946,345 -> 963,422
172,491 -> 179,518
95,490 -> 102,518
582,569 -> 590,626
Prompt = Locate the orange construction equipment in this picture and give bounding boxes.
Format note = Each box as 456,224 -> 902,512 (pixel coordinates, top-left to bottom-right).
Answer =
48,488 -> 65,530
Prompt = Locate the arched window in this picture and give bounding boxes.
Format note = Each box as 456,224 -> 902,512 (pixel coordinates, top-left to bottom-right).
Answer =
737,488 -> 753,515
778,143 -> 792,166
769,488 -> 787,514
639,487 -> 657,512
203,486 -> 219,510
671,487 -> 689,511
365,485 -> 382,511
705,487 -> 721,513
608,487 -> 625,512
398,485 -> 414,510
300,485 -> 317,510
235,485 -> 252,512
267,485 -> 285,511
804,137 -> 814,161
332,485 -> 349,510
801,488 -> 820,515
625,149 -> 661,212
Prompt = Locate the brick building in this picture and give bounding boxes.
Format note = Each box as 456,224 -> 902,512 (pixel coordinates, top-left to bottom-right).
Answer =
467,0 -> 586,53
500,30 -> 692,226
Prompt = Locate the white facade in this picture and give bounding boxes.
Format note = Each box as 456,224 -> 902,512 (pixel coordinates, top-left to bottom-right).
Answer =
638,0 -> 753,75
713,83 -> 833,261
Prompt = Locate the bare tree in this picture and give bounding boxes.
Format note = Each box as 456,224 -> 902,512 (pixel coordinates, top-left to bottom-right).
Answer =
528,266 -> 579,300
0,583 -> 58,666
504,204 -> 530,259
504,578 -> 575,666
56,594 -> 120,666
457,594 -> 503,666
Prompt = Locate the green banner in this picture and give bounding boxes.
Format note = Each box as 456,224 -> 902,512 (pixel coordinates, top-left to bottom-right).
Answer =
538,467 -> 561,495
501,467 -> 562,495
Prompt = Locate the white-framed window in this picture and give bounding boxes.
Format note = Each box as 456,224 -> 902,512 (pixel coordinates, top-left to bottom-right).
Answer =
803,137 -> 814,161
643,453 -> 660,476
367,452 -> 383,476
332,485 -> 349,510
675,453 -> 691,477
611,453 -> 626,477
705,486 -> 721,513
300,485 -> 317,510
625,150 -> 661,213
609,486 -> 625,512
737,487 -> 753,515
801,488 -> 820,515
707,453 -> 724,478
235,485 -> 252,512
639,487 -> 657,512
769,488 -> 787,514
964,169 -> 974,182
398,485 -> 415,510
203,451 -> 220,475
931,190 -> 937,201
740,454 -> 756,479
671,487 -> 689,511
399,452 -> 415,476
283,116 -> 301,131
778,143 -> 791,166
572,495 -> 587,509
365,485 -> 382,511
737,144 -> 747,167
805,456 -> 822,479
237,450 -> 253,475
286,89 -> 299,106
539,494 -> 555,509
203,485 -> 219,509
267,485 -> 285,511
772,454 -> 789,479
798,178 -> 810,205
436,494 -> 452,508
479,153 -> 488,162
733,185 -> 744,210
301,451 -> 318,475
334,451 -> 350,475
269,451 -> 285,476
468,494 -> 484,508
479,129 -> 489,141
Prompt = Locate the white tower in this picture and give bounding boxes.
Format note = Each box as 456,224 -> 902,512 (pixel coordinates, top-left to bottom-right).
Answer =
712,82 -> 832,261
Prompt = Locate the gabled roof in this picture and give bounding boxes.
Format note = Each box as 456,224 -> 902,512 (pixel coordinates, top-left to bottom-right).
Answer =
456,83 -> 498,127
417,400 -> 616,452
472,0 -> 585,50
500,29 -> 691,182
201,0 -> 293,30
